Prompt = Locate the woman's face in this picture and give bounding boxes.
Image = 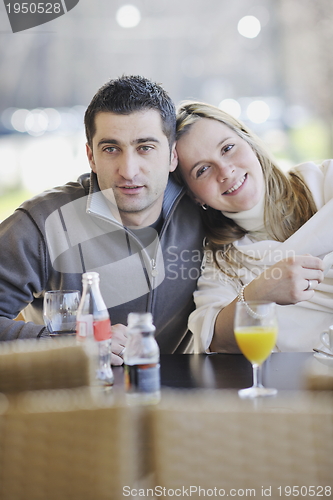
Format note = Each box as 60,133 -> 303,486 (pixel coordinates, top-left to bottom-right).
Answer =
176,118 -> 264,213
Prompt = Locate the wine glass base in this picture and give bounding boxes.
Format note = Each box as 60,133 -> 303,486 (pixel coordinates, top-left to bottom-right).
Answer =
238,386 -> 278,398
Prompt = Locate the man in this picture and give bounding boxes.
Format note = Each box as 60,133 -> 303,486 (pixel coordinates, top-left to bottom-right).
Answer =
0,75 -> 205,364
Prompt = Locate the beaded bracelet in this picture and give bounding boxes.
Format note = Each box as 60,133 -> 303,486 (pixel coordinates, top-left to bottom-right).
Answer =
237,283 -> 248,303
237,283 -> 266,319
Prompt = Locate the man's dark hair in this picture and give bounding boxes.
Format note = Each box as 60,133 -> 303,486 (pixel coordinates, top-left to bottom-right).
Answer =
84,75 -> 176,151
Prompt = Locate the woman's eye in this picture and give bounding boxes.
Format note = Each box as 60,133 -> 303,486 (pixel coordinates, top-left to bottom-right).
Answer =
196,165 -> 209,178
222,144 -> 234,154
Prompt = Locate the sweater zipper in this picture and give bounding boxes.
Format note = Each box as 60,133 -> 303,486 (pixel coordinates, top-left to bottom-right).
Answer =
151,259 -> 158,277
147,189 -> 185,314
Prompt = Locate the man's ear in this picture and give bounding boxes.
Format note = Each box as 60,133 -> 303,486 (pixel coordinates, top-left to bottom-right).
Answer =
86,143 -> 96,172
169,143 -> 178,173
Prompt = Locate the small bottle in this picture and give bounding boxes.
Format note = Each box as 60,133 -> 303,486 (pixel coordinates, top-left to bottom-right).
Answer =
124,313 -> 160,404
76,272 -> 114,386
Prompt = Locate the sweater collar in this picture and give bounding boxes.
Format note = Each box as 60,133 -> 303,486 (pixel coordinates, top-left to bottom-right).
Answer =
221,189 -> 265,232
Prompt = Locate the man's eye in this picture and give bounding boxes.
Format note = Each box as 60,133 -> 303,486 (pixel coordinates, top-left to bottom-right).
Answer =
104,146 -> 117,153
139,145 -> 153,152
196,165 -> 209,178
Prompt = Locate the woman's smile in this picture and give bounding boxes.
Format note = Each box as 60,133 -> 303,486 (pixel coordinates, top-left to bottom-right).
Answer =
222,173 -> 247,195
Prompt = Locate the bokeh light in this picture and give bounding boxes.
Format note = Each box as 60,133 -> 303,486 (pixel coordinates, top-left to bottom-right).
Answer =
116,5 -> 141,28
11,109 -> 30,133
219,99 -> 242,119
237,16 -> 261,39
246,100 -> 270,124
25,109 -> 49,137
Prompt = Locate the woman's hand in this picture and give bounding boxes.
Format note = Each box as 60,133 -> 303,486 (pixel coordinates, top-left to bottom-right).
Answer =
110,323 -> 128,366
212,255 -> 324,353
245,255 -> 325,305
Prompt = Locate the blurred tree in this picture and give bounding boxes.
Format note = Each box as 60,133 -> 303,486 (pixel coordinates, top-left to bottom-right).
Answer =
280,0 -> 333,156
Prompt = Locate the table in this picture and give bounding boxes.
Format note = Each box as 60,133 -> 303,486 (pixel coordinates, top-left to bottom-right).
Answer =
113,352 -> 313,392
111,352 -> 333,493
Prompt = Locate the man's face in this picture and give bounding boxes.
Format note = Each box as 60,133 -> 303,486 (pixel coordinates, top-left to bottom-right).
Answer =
86,110 -> 177,227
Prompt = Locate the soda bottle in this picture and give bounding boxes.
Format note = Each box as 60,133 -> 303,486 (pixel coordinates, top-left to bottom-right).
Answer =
124,312 -> 160,404
76,272 -> 114,386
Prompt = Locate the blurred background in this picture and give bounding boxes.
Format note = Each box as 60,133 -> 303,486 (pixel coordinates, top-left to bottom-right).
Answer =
1,0 -> 333,220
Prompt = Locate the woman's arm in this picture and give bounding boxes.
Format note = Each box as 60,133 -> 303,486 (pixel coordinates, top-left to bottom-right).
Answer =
211,254 -> 324,352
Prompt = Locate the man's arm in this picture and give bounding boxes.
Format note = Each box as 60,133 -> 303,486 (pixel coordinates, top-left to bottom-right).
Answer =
0,210 -> 48,341
0,316 -> 46,340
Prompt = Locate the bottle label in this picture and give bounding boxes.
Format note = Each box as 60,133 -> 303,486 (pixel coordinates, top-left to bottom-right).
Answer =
76,314 -> 93,341
93,318 -> 112,341
124,363 -> 160,394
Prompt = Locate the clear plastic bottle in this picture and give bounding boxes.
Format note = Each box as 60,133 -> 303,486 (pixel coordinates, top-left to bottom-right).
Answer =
76,272 -> 114,386
124,312 -> 160,404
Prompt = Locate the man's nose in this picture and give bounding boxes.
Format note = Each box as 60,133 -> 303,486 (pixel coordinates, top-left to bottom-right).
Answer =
118,152 -> 140,180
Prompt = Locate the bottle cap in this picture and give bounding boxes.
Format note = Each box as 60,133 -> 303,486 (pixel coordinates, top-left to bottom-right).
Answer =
127,312 -> 154,330
82,272 -> 100,284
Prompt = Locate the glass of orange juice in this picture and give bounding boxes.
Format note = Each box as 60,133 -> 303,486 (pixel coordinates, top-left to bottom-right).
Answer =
234,301 -> 278,398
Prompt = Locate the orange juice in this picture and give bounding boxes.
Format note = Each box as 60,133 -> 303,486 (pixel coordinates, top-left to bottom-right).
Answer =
234,326 -> 277,365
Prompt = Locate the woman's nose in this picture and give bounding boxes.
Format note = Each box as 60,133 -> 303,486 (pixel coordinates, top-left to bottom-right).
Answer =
216,162 -> 235,183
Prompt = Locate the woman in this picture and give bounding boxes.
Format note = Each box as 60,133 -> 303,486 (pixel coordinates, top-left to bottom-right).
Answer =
175,101 -> 333,353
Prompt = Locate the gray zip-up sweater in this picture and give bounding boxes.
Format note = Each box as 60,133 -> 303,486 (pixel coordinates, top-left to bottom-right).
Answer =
0,172 -> 205,353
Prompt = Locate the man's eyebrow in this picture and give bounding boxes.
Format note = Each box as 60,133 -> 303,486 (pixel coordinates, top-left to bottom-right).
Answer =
132,137 -> 160,145
97,137 -> 160,148
97,138 -> 120,148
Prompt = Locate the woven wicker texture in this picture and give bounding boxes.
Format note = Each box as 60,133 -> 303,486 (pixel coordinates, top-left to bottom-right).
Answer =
150,390 -> 333,496
0,388 -> 144,500
0,338 -> 93,392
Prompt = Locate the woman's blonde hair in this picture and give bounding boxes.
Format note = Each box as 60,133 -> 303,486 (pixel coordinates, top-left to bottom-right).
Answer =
175,101 -> 317,270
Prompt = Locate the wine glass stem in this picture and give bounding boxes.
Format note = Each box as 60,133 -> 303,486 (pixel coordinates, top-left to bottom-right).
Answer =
252,363 -> 264,388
